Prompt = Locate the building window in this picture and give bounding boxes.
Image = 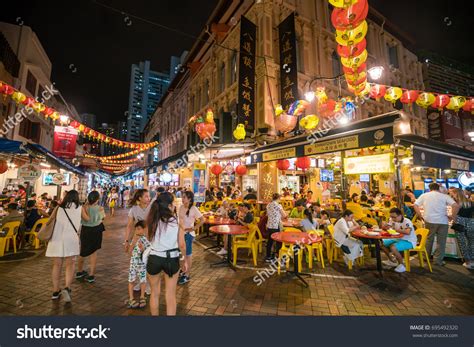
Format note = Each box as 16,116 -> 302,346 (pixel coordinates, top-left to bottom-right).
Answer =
205,80 -> 210,105
219,63 -> 226,93
331,52 -> 342,84
19,118 -> 41,143
387,44 -> 399,69
230,52 -> 237,84
26,70 -> 37,95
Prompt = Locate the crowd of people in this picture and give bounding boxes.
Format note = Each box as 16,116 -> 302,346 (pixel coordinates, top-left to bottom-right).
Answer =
2,179 -> 473,316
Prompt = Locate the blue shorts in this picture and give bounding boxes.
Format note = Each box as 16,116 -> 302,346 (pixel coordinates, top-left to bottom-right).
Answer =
185,233 -> 194,256
383,239 -> 413,252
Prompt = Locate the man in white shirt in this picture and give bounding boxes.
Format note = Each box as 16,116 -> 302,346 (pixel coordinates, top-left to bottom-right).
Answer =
414,183 -> 459,266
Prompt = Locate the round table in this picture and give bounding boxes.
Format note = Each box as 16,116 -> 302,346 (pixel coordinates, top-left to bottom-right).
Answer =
209,225 -> 248,270
352,230 -> 403,276
282,218 -> 303,228
271,232 -> 320,287
201,216 -> 236,242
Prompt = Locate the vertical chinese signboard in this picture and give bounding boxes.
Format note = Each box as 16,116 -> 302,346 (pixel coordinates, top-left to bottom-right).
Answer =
237,16 -> 256,137
278,13 -> 298,112
193,163 -> 206,203
53,126 -> 78,159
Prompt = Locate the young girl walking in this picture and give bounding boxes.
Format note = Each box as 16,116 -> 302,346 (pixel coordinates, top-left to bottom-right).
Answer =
127,221 -> 150,308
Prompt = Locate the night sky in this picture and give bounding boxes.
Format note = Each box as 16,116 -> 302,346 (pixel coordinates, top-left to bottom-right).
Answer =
0,0 -> 472,125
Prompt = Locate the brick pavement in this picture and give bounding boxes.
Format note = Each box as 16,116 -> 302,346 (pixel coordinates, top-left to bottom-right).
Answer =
0,208 -> 473,316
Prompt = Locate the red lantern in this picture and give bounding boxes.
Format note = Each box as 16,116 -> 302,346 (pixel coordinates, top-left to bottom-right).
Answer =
331,0 -> 368,30
0,160 -> 8,174
369,84 -> 386,101
343,63 -> 366,75
295,157 -> 311,170
22,97 -> 35,107
70,120 -> 81,129
276,159 -> 290,171
210,164 -> 223,176
463,98 -> 474,114
400,90 -> 419,104
42,107 -> 54,116
431,94 -> 450,110
0,83 -> 14,95
337,39 -> 366,58
235,164 -> 247,176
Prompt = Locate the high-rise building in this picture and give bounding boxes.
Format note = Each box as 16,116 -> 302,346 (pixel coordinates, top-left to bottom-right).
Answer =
117,121 -> 127,140
169,51 -> 188,83
81,113 -> 97,130
126,61 -> 169,142
97,122 -> 118,156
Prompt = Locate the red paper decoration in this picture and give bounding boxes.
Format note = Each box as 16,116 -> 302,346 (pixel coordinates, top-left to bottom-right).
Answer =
463,98 -> 474,114
331,0 -> 369,30
400,90 -> 419,104
0,160 -> 8,174
235,165 -> 247,176
369,84 -> 386,101
337,39 -> 366,58
431,94 -> 450,110
276,159 -> 290,171
295,157 -> 311,170
210,164 -> 223,176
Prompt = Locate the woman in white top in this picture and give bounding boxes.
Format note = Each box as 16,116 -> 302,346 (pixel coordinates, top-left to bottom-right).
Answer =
124,189 -> 150,253
46,190 -> 82,302
177,191 -> 204,285
300,208 -> 319,232
333,210 -> 363,264
146,192 -> 187,316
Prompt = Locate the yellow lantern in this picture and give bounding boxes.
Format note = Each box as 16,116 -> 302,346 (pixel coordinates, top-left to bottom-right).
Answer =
416,92 -> 436,108
12,91 -> 26,104
233,123 -> 246,140
299,114 -> 320,130
50,112 -> 60,121
335,20 -> 368,46
354,83 -> 370,96
384,87 -> 403,104
340,49 -> 368,68
315,87 -> 328,104
345,71 -> 367,82
329,0 -> 358,8
446,96 -> 466,111
32,102 -> 45,113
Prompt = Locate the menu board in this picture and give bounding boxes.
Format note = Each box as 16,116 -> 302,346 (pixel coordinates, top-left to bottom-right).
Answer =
344,153 -> 394,175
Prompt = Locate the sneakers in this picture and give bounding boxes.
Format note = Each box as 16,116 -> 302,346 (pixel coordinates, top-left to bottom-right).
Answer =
85,275 -> 95,283
462,262 -> 474,269
394,264 -> 406,273
178,274 -> 190,285
75,271 -> 88,279
62,288 -> 72,302
382,259 -> 399,268
216,248 -> 228,256
51,291 -> 61,300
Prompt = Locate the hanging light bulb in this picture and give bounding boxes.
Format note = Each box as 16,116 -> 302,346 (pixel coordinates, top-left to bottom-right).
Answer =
368,66 -> 384,80
304,91 -> 316,102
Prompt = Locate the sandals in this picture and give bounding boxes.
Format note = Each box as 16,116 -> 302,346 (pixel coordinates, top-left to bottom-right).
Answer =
126,299 -> 139,309
139,298 -> 147,308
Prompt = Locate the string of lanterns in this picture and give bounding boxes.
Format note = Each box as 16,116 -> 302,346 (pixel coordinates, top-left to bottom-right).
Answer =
0,81 -> 159,149
84,146 -> 154,160
99,158 -> 140,164
329,0 -> 370,96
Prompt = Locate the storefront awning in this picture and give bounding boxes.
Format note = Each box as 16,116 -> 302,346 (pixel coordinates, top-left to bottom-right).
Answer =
250,111 -> 402,163
0,138 -> 25,154
397,134 -> 474,172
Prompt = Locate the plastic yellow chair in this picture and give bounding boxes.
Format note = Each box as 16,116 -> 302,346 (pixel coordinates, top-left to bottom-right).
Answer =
326,224 -> 361,270
24,218 -> 49,249
362,208 -> 374,218
232,225 -> 257,266
305,230 -> 325,269
404,228 -> 432,272
0,221 -> 21,256
281,200 -> 294,211
203,201 -> 214,212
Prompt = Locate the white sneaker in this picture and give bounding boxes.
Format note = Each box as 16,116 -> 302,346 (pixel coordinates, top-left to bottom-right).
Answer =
462,262 -> 474,269
394,264 -> 406,273
383,259 -> 399,267
216,249 -> 228,256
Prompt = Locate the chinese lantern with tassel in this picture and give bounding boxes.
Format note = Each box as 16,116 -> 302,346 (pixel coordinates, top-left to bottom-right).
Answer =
462,98 -> 474,114
295,157 -> 311,171
369,84 -> 386,101
446,96 -> 466,111
416,92 -> 436,108
384,87 -> 403,104
431,94 -> 450,110
331,0 -> 368,30
276,159 -> 290,172
400,90 -> 419,104
210,164 -> 223,176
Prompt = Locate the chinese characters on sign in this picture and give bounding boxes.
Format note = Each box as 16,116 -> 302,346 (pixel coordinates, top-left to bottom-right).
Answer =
262,148 -> 296,162
304,135 -> 360,155
53,126 -> 78,159
237,16 -> 256,135
278,13 -> 299,113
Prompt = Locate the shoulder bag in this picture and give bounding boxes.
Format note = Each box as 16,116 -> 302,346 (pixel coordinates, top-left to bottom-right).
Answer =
37,206 -> 59,241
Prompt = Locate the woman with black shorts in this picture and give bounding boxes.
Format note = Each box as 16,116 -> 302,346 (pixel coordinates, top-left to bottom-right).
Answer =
145,192 -> 187,316
76,191 -> 105,283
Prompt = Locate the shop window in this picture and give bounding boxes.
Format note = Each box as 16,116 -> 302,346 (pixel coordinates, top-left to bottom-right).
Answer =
26,70 -> 37,95
387,44 -> 399,69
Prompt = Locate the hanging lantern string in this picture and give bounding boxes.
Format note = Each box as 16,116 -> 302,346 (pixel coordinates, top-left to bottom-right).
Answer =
0,80 -> 159,149
367,83 -> 474,99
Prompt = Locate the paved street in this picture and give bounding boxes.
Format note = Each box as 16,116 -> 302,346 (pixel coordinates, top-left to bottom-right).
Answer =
0,208 -> 473,316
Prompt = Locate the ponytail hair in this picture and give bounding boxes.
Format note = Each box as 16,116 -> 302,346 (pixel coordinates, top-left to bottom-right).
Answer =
183,190 -> 194,217
128,189 -> 148,208
146,192 -> 176,241
304,208 -> 313,224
